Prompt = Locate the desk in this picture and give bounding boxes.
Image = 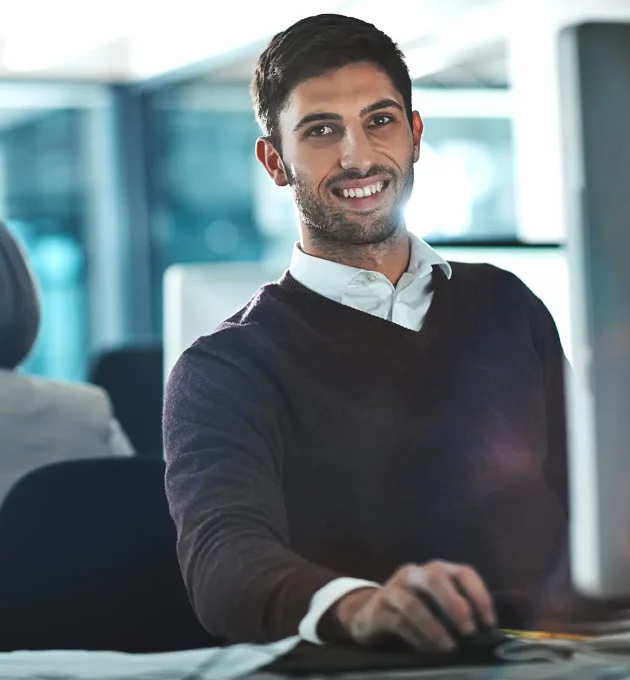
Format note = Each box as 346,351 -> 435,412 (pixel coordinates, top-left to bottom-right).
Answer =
251,653 -> 630,679
1,640 -> 630,680
0,637 -> 299,680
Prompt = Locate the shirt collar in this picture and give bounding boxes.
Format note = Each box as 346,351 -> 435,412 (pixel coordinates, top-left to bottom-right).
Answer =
289,232 -> 452,302
407,234 -> 452,280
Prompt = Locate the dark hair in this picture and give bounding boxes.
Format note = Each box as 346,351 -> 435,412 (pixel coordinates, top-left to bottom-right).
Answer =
0,222 -> 41,369
251,14 -> 413,152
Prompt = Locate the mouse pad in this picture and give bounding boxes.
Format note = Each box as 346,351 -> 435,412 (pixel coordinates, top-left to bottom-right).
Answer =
261,630 -> 521,676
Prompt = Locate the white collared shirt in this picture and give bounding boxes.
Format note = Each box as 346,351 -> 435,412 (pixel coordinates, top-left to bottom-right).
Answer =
290,232 -> 452,644
289,232 -> 452,330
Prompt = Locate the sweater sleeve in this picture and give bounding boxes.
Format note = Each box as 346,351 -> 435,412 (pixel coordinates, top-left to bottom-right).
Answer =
529,294 -> 570,520
526,295 -> 630,625
163,336 -> 341,644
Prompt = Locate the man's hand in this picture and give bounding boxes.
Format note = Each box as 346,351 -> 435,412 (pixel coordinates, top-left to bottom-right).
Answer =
319,561 -> 497,652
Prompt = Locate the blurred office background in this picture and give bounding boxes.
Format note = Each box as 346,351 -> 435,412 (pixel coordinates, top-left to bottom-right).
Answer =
1,0 -> 622,397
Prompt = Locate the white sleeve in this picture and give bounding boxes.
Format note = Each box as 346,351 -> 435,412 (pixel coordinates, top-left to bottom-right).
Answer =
298,577 -> 380,644
108,418 -> 135,457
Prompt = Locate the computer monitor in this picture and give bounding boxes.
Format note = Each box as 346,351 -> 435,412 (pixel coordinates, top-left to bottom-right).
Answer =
560,22 -> 630,599
163,261 -> 284,379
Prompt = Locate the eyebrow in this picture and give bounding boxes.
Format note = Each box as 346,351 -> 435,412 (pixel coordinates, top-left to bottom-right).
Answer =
360,98 -> 404,117
292,97 -> 404,133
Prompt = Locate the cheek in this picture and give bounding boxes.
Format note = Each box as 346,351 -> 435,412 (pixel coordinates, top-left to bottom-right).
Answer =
376,128 -> 414,165
292,154 -> 337,192
370,137 -> 407,167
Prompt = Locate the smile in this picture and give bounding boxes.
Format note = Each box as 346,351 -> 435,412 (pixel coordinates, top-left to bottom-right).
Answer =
339,181 -> 384,198
332,180 -> 391,208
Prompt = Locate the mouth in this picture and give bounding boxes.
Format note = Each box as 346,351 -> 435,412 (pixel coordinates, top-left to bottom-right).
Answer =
331,179 -> 391,210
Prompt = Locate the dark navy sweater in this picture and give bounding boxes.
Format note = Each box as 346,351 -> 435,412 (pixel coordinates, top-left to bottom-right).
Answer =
163,263 -> 569,643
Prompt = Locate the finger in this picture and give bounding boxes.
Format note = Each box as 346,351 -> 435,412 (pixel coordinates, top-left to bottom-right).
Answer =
385,586 -> 457,652
420,572 -> 478,638
391,619 -> 433,653
362,602 -> 448,653
397,564 -> 476,638
449,564 -> 497,627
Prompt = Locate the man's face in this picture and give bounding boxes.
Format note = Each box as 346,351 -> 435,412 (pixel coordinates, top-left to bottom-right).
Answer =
268,62 -> 422,246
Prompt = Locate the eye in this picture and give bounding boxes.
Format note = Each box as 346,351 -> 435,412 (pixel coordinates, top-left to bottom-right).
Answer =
370,113 -> 393,127
307,124 -> 334,137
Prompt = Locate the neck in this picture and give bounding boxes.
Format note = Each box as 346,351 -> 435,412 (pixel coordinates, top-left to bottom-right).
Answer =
299,227 -> 411,286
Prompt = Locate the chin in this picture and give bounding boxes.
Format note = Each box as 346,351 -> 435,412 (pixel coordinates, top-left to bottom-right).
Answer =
333,220 -> 400,246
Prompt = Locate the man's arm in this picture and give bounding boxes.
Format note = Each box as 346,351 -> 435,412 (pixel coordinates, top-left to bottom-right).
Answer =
164,335 -> 497,648
527,292 -> 584,627
299,578 -> 380,644
529,294 -> 570,518
529,295 -> 630,627
163,338 -> 340,643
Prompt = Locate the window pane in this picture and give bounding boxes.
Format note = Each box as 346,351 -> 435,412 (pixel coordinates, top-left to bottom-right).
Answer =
144,84 -> 265,334
407,89 -> 517,243
0,85 -> 113,382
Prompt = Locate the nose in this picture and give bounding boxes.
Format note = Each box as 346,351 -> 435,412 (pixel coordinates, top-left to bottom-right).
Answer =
339,128 -> 375,174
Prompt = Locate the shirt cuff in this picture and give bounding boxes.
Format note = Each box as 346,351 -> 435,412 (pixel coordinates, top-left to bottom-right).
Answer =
298,577 -> 380,645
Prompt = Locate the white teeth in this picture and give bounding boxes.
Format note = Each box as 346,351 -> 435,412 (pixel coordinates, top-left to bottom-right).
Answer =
340,182 -> 385,198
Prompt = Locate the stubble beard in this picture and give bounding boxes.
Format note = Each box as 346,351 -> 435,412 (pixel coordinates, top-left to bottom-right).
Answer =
286,158 -> 415,248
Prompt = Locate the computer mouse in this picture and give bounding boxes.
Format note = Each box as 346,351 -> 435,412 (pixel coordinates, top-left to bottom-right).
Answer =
429,602 -> 508,656
379,624 -> 508,658
456,625 -> 509,655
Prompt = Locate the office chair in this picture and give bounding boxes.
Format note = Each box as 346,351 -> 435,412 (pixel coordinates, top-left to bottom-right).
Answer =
90,344 -> 164,457
0,457 -> 219,652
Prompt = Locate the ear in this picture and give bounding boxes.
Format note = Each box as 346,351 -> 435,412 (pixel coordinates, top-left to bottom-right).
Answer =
256,137 -> 289,187
411,111 -> 424,163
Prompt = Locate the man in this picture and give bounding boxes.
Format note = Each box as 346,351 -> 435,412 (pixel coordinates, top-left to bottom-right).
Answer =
163,14 -> 570,650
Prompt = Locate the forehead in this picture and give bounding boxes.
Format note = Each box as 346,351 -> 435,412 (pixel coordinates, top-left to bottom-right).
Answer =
280,62 -> 404,127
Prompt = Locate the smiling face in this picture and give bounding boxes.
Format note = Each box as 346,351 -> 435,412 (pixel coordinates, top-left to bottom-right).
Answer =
256,61 -> 423,248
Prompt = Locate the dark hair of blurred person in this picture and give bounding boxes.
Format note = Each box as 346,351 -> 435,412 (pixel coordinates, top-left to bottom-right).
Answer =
0,223 -> 40,370
0,222 -> 134,505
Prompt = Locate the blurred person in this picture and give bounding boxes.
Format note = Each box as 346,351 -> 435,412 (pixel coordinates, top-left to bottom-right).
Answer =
164,14 -> 581,650
0,221 -> 134,505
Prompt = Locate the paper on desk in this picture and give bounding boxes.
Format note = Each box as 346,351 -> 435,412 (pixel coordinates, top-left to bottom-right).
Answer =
582,632 -> 630,655
498,630 -> 630,664
0,635 -> 300,680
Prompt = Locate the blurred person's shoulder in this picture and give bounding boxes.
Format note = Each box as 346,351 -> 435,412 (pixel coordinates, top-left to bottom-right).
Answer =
0,368 -> 113,429
0,370 -> 123,501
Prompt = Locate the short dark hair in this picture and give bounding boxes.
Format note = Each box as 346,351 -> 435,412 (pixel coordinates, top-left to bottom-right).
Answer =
0,222 -> 40,369
251,14 -> 413,152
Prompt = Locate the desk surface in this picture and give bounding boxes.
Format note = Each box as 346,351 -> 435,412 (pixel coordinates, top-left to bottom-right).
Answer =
0,637 -> 298,680
1,641 -> 629,680
251,653 -> 630,679
0,653 -> 628,679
